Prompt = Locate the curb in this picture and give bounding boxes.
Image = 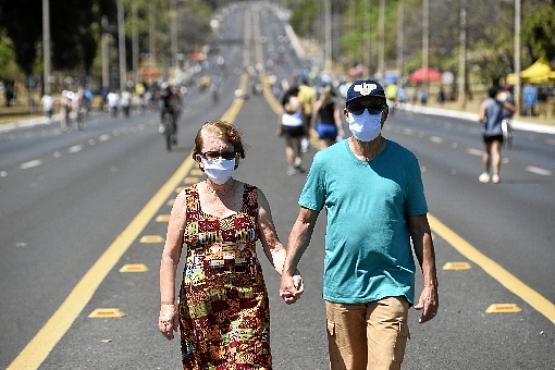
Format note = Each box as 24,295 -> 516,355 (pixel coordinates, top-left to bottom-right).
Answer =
399,103 -> 555,135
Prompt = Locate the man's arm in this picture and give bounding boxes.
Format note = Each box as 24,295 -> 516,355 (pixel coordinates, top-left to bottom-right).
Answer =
280,207 -> 319,304
408,214 -> 439,323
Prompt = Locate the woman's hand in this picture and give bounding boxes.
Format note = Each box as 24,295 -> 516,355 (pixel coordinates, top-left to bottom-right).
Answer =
159,303 -> 179,340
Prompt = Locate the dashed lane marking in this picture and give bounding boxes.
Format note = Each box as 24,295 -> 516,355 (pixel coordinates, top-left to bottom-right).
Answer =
68,145 -> 82,153
88,139 -> 96,145
98,134 -> 110,142
183,176 -> 199,184
88,308 -> 126,318
443,262 -> 472,270
139,235 -> 165,244
525,166 -> 552,176
0,170 -> 7,177
119,264 -> 149,273
429,136 -> 443,144
466,148 -> 482,157
428,214 -> 555,324
20,159 -> 42,170
486,304 -> 522,314
156,214 -> 171,222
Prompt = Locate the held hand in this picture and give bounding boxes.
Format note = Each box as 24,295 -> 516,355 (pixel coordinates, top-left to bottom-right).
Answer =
158,304 -> 179,340
414,285 -> 438,324
280,274 -> 302,305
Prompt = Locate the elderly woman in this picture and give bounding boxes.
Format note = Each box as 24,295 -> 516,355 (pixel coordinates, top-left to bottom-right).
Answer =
159,120 -> 302,369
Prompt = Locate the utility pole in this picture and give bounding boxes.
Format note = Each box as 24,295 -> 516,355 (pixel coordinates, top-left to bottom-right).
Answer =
42,0 -> 51,95
458,0 -> 467,108
117,0 -> 127,92
324,0 -> 332,72
171,0 -> 178,69
378,0 -> 385,81
422,0 -> 429,92
149,2 -> 156,64
132,1 -> 139,84
364,0 -> 372,76
101,16 -> 110,90
396,0 -> 404,79
514,0 -> 521,115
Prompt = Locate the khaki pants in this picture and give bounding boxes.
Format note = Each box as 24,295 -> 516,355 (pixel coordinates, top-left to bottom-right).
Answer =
326,297 -> 410,370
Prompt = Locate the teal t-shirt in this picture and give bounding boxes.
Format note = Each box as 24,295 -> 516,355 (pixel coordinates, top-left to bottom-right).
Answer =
299,139 -> 428,304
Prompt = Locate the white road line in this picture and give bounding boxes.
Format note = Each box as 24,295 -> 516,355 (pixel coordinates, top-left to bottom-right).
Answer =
53,151 -> 62,158
0,170 -> 7,177
466,148 -> 483,157
402,128 -> 414,135
99,134 -> 110,142
20,159 -> 42,170
526,166 -> 552,176
88,139 -> 96,145
68,145 -> 82,153
430,136 -> 443,144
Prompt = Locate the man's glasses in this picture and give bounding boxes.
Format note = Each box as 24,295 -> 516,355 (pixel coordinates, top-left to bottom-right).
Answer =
347,99 -> 386,115
201,150 -> 236,160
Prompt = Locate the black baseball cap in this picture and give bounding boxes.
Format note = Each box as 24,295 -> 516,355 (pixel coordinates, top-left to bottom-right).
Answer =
346,80 -> 386,104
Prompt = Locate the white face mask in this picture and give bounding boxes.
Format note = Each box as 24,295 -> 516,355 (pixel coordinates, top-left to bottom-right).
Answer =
347,110 -> 382,142
201,158 -> 236,185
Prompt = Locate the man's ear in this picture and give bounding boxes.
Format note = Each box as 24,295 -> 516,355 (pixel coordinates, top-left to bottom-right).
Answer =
381,106 -> 389,126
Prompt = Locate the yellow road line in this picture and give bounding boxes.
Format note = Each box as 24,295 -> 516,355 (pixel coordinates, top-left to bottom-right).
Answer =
428,214 -> 555,324
7,155 -> 195,370
8,36 -> 251,370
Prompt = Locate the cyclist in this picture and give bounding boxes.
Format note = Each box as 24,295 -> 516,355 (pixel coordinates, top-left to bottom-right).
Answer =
159,83 -> 181,146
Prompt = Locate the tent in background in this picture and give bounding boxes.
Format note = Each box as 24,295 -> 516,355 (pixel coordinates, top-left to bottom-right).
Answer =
408,67 -> 442,83
506,58 -> 554,85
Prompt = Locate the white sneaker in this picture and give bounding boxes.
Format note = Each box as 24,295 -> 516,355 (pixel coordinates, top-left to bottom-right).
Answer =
478,173 -> 490,183
491,174 -> 501,184
158,124 -> 165,134
286,166 -> 296,176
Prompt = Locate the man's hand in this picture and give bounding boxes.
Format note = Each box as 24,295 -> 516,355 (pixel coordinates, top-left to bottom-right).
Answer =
414,284 -> 438,323
280,274 -> 303,304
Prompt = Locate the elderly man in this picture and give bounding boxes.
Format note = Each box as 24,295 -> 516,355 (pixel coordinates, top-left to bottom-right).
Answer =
280,80 -> 439,370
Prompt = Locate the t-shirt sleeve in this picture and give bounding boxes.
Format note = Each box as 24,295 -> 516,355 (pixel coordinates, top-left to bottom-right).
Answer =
405,155 -> 428,216
298,154 -> 326,212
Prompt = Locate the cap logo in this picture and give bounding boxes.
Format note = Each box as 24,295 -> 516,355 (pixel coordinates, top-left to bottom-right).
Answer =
354,82 -> 377,96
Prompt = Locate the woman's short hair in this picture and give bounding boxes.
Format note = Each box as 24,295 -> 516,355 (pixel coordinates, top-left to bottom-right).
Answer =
193,120 -> 246,159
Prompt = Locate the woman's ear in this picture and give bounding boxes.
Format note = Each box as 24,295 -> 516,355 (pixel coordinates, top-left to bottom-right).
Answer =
194,154 -> 205,171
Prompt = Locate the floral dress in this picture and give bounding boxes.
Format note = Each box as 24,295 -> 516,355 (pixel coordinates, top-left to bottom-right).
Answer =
178,183 -> 272,370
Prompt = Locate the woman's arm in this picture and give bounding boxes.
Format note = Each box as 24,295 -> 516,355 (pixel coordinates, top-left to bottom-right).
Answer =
257,188 -> 287,274
159,190 -> 187,339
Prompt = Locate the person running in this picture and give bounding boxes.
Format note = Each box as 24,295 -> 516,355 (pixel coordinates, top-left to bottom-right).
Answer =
159,121 -> 303,369
478,86 -> 515,184
41,93 -> 55,121
278,86 -> 305,175
280,80 -> 438,370
312,85 -> 344,148
298,77 -> 317,152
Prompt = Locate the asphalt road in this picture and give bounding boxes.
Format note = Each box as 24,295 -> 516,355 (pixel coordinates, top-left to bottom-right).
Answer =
1,2 -> 554,370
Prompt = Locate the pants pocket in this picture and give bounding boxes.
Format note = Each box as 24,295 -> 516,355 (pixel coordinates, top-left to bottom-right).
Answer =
392,320 -> 409,363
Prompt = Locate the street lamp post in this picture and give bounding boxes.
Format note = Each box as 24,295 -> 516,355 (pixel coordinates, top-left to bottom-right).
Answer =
458,0 -> 467,108
324,0 -> 332,72
42,0 -> 51,95
422,0 -> 430,92
514,0 -> 521,115
117,0 -> 127,92
396,0 -> 404,79
378,0 -> 385,81
132,2 -> 139,85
